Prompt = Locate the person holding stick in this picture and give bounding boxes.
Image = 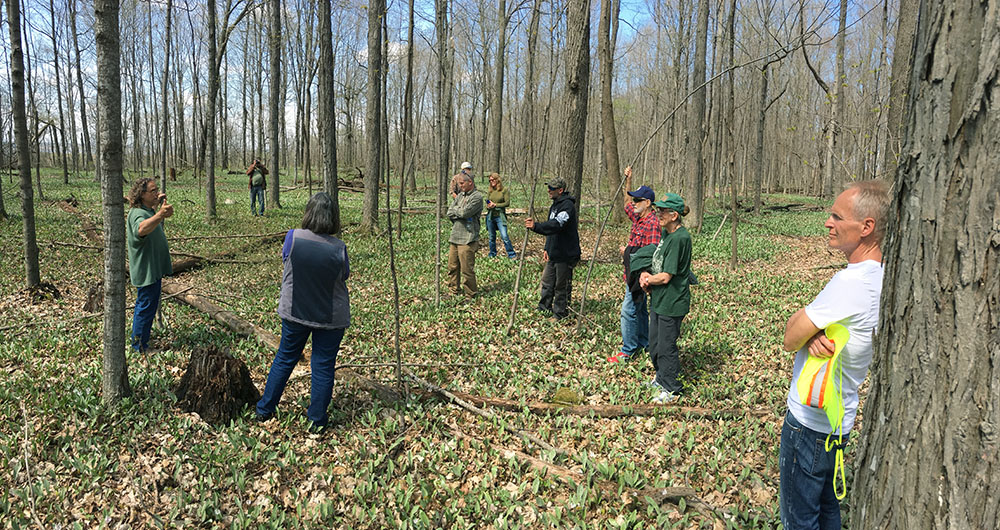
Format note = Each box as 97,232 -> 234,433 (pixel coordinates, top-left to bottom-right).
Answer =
525,176 -> 580,320
126,177 -> 174,354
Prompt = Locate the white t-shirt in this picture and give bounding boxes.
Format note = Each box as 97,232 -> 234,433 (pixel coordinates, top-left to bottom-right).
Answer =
786,260 -> 884,434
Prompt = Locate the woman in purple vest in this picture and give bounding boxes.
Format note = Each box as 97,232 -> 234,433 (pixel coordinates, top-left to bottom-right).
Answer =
255,192 -> 350,433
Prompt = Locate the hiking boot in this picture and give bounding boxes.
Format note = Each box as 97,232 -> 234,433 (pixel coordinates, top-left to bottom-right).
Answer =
253,411 -> 274,423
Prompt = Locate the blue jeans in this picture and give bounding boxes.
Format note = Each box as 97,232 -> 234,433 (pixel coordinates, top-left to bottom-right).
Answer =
256,319 -> 345,426
620,289 -> 649,356
485,214 -> 516,257
250,185 -> 265,215
779,411 -> 848,530
131,279 -> 161,352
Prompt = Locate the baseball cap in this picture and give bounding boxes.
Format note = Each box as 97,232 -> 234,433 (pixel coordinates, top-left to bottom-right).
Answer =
653,193 -> 685,212
627,185 -> 655,202
460,161 -> 473,170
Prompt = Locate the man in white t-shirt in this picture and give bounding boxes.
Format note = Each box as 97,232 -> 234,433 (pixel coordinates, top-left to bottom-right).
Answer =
779,180 -> 889,530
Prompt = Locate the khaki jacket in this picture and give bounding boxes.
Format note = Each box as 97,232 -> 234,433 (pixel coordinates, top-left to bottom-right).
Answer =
447,189 -> 484,245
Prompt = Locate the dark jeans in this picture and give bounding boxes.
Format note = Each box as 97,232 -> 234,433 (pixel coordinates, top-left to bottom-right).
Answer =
539,259 -> 577,319
256,319 -> 345,427
779,411 -> 848,530
648,311 -> 683,393
131,279 -> 161,353
250,185 -> 265,215
485,214 -> 516,258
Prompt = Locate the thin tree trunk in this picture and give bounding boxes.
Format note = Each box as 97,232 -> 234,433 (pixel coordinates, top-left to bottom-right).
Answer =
688,0 -> 709,230
725,0 -> 737,270
8,0 -> 40,287
268,0 -> 282,208
361,0 -> 384,232
598,0 -> 623,224
853,2 -> 999,526
206,0 -> 218,218
752,65 -> 768,214
880,0 -> 917,178
95,0 -> 131,403
434,0 -> 453,305
160,0 -> 173,192
822,0 -> 847,199
487,0 -> 507,173
318,0 -> 340,232
69,0 -> 92,168
47,0 -> 69,185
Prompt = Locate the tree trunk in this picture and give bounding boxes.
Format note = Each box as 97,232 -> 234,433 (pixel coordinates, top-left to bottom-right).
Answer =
434,0 -> 452,304
268,0 -> 282,208
160,0 -> 173,192
401,0 -> 416,202
95,0 -> 131,403
69,0 -> 93,168
822,0 -> 847,199
559,0 -> 590,202
206,0 -> 218,218
7,0 -> 40,288
47,0 -> 69,185
487,0 -> 507,174
752,65 -> 768,215
318,0 -> 340,233
361,0 -> 384,232
687,0 -> 709,230
880,0 -> 918,179
725,0 -> 737,270
852,2 -> 1000,527
598,0 -> 623,224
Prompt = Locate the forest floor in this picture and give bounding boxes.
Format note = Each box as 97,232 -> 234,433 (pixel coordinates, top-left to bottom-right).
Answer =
0,170 -> 856,528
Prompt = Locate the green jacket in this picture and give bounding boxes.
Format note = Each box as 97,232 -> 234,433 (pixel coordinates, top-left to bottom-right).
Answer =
447,189 -> 484,245
126,206 -> 172,287
485,187 -> 511,224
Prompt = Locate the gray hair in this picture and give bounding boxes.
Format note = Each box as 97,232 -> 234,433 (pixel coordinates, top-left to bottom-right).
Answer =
848,180 -> 890,244
457,173 -> 474,184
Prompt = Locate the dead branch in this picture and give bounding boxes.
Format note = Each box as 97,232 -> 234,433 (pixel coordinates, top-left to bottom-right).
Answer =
168,231 -> 288,241
441,390 -> 771,420
405,369 -> 566,458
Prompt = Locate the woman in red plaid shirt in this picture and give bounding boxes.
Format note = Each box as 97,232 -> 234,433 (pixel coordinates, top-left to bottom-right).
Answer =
608,166 -> 661,363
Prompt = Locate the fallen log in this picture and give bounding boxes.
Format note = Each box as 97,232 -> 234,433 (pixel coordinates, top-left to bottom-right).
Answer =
443,390 -> 772,420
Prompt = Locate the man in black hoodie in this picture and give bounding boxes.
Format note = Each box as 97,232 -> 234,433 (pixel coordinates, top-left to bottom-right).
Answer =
525,176 -> 581,320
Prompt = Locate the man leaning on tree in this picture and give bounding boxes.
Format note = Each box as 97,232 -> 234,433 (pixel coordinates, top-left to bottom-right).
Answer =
126,177 -> 174,354
778,180 -> 889,530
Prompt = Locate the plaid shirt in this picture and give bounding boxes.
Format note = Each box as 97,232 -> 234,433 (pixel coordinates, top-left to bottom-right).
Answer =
625,202 -> 661,248
623,202 -> 661,280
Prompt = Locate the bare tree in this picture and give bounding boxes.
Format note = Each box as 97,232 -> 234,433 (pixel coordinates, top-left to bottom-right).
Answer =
7,0 -> 40,288
46,0 -> 69,185
361,0 -> 384,232
559,0 -> 590,201
686,0 -> 709,230
95,0 -> 131,403
160,0 -> 173,192
206,0 -> 219,218
318,0 -> 340,233
69,0 -> 93,168
487,0 -> 509,173
852,2 -> 999,526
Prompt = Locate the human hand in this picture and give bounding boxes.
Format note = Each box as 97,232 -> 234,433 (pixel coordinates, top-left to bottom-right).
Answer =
525,218 -> 535,229
158,197 -> 174,219
624,166 -> 632,179
619,245 -> 626,256
542,250 -> 548,262
806,332 -> 836,358
639,272 -> 651,292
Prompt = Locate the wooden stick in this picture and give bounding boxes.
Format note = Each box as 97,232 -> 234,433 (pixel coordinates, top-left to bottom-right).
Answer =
405,368 -> 566,457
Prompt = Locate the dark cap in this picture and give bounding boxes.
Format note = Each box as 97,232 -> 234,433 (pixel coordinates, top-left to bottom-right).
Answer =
627,185 -> 655,202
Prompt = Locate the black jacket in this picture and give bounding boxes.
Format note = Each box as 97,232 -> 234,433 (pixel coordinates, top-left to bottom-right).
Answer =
530,192 -> 581,263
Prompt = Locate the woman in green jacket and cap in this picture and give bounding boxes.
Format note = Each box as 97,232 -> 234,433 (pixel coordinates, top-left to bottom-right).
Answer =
638,193 -> 692,404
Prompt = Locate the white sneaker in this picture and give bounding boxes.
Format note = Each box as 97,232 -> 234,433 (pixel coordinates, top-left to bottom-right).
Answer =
652,390 -> 678,404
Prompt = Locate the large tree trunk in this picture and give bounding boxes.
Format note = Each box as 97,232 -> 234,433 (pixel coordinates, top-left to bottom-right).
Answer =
318,0 -> 340,233
361,0 -> 384,232
95,0 -> 131,403
268,0 -> 282,208
7,0 -> 40,288
851,2 -> 1000,528
559,0 -> 590,202
879,0 -> 918,178
206,0 -> 218,218
687,0 -> 709,230
598,0 -> 622,224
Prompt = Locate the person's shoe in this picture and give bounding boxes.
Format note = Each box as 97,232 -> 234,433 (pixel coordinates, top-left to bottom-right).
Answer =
308,422 -> 329,435
652,390 -> 679,404
254,411 -> 274,423
507,254 -> 517,260
645,378 -> 666,391
607,351 -> 631,363
537,304 -> 552,314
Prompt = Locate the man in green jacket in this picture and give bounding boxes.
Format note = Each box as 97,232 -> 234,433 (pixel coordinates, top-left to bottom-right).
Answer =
447,173 -> 484,298
126,177 -> 174,353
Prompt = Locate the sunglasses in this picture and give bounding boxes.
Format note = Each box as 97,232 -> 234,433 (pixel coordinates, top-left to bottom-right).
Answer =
547,186 -> 559,191
631,197 -> 647,203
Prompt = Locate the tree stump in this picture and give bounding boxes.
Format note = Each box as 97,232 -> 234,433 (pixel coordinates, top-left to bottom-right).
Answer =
83,281 -> 103,312
174,346 -> 261,426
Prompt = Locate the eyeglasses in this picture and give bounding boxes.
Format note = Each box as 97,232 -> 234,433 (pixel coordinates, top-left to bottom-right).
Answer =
547,186 -> 559,191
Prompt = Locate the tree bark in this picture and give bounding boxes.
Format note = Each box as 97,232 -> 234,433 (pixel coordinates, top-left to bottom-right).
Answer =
318,0 -> 340,231
160,0 -> 173,192
880,0 -> 918,179
852,2 -> 1000,527
69,0 -> 93,168
95,0 -> 131,403
598,0 -> 622,224
206,0 -> 218,218
559,0 -> 590,201
7,0 -> 40,288
268,0 -> 282,208
821,0 -> 847,199
687,0 -> 709,230
47,0 -> 69,185
487,0 -> 508,174
361,0 -> 384,232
